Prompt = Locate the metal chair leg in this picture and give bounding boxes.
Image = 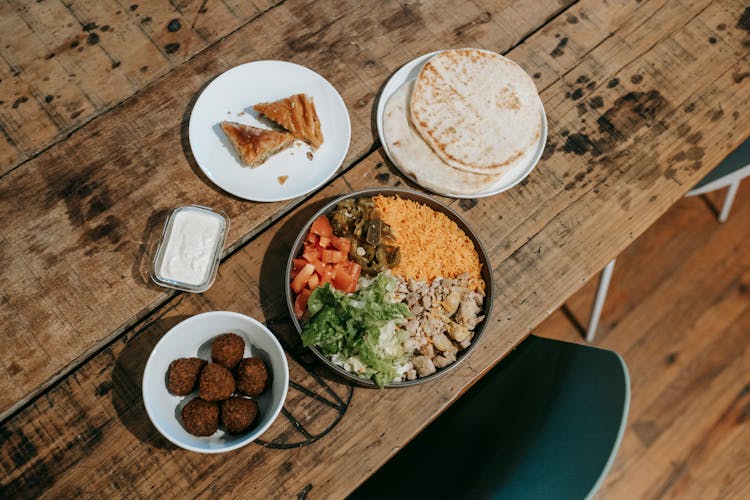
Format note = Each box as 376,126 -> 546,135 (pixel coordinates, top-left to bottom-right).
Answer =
719,180 -> 740,223
587,259 -> 616,342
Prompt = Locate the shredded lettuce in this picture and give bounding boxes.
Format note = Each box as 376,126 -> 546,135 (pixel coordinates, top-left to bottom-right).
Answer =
302,273 -> 411,386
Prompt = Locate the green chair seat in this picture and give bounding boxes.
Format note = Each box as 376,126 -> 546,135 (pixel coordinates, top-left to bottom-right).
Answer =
351,335 -> 630,500
691,136 -> 750,191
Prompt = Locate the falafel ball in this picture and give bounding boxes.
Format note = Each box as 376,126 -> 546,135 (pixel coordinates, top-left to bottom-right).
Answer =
221,397 -> 259,434
198,363 -> 236,401
211,333 -> 245,370
167,357 -> 207,395
181,398 -> 219,436
234,357 -> 269,397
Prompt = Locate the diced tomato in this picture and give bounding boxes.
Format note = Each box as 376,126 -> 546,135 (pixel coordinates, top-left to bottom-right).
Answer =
302,250 -> 316,262
307,273 -> 320,290
348,261 -> 362,282
294,288 -> 312,319
331,236 -> 351,255
336,260 -> 355,275
332,262 -> 358,293
320,268 -> 336,286
303,255 -> 329,278
322,249 -> 346,264
294,215 -> 363,297
310,215 -> 334,238
291,263 -> 315,294
291,258 -> 308,278
302,243 -> 322,259
305,232 -> 319,245
302,251 -> 323,266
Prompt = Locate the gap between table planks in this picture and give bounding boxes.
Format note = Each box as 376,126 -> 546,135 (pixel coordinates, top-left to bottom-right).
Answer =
0,0 -> 574,177
3,33 -> 750,500
0,0 -> 282,175
1,0 -> 750,496
0,0 -> 576,421
537,184 -> 750,499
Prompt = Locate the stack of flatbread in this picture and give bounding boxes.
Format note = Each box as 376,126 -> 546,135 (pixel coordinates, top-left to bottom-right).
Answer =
383,49 -> 543,195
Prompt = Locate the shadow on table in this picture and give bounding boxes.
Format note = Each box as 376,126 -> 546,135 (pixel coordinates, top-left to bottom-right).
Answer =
111,304 -> 189,450
698,193 -> 721,219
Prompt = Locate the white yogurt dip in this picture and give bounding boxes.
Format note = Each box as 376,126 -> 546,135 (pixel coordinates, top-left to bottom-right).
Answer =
158,208 -> 223,286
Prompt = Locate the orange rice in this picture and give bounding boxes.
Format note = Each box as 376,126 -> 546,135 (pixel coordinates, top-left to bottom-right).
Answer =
373,195 -> 483,286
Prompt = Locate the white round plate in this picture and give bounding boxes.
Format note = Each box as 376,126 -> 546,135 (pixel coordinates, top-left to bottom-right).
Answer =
375,50 -> 547,199
142,311 -> 289,453
189,61 -> 351,202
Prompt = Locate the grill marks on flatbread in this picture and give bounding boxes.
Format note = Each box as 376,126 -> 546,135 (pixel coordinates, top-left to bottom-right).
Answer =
220,121 -> 294,167
384,81 -> 507,195
254,94 -> 323,149
410,49 -> 542,174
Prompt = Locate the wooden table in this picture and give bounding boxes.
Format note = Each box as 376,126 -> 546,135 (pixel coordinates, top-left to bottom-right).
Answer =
1,0 -> 748,496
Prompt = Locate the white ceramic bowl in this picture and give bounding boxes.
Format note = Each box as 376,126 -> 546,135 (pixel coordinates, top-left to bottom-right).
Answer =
142,311 -> 289,453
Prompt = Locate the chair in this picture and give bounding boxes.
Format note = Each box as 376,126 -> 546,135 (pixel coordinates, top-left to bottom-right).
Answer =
586,137 -> 750,341
351,335 -> 630,500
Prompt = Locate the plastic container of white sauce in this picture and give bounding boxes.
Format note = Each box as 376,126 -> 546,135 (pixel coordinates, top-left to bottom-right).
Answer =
151,205 -> 229,292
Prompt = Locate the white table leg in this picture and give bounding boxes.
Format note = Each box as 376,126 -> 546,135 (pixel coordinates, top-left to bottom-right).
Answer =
719,180 -> 740,223
587,259 -> 616,342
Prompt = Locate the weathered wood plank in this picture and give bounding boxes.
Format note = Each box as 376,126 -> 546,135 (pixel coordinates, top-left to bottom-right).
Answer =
2,0 -> 749,488
608,313 -> 750,500
0,0 -> 283,177
0,0 -> 573,419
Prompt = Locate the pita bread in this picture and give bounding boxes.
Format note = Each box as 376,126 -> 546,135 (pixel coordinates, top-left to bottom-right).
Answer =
384,80 -> 507,195
253,94 -> 324,149
410,49 -> 541,174
220,122 -> 294,167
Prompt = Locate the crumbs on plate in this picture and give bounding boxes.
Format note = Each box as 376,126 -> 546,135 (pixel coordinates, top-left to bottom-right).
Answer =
278,175 -> 289,185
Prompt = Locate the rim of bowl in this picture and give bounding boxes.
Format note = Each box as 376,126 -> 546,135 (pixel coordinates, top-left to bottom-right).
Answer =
285,187 -> 494,388
142,310 -> 289,453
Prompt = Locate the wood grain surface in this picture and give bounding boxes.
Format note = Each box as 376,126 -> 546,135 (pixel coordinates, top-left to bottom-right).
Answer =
0,0 -> 573,420
1,0 -> 749,497
538,182 -> 750,500
0,0 -> 281,176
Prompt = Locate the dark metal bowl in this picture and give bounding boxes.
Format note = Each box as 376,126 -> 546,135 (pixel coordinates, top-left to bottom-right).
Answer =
285,188 -> 494,387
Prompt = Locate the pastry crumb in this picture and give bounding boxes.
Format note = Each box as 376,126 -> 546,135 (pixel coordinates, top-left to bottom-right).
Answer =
306,151 -> 314,160
278,175 -> 289,185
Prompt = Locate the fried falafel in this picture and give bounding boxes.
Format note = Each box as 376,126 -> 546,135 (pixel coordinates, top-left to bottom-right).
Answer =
221,397 -> 259,434
198,363 -> 235,401
167,357 -> 207,395
211,333 -> 245,370
234,357 -> 269,397
181,398 -> 219,436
